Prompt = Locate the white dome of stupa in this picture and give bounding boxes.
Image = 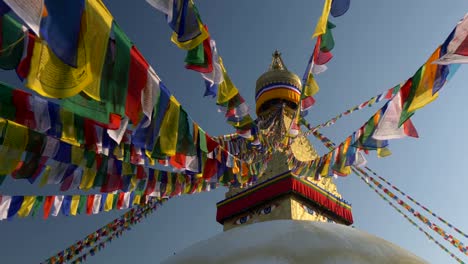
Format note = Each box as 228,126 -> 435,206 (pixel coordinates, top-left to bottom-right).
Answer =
162,220 -> 427,264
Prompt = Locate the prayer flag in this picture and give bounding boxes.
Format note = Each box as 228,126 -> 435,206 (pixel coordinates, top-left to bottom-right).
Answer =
3,0 -> 43,35
39,0 -> 84,67
320,21 -> 336,52
159,96 -> 181,156
330,0 -> 350,17
201,40 -> 223,97
51,195 -> 63,217
0,14 -> 25,70
17,196 -> 35,217
7,195 -> 23,218
407,48 -> 440,112
92,194 -> 101,214
43,195 -> 54,219
70,195 -> 80,216
435,14 -> 468,65
104,194 -> 113,212
125,46 -> 149,125
216,57 -> 239,105
61,195 -> 72,216
26,0 -> 112,99
373,91 -> 419,140
312,0 -> 332,38
0,195 -> 11,220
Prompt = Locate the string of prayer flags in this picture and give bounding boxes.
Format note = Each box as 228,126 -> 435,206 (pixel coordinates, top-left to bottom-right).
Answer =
352,167 -> 465,264
43,200 -> 160,263
355,167 -> 468,256
0,191 -> 146,221
365,166 -> 468,240
145,0 -> 257,139
291,15 -> 467,177
303,86 -> 394,135
310,128 -> 467,262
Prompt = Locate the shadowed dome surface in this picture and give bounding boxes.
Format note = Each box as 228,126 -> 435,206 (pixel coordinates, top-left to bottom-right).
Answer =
162,220 -> 428,264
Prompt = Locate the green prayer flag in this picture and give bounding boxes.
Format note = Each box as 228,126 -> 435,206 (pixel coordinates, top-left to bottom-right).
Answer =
185,42 -> 206,65
0,82 -> 16,121
84,150 -> 96,168
93,156 -> 108,188
176,108 -> 196,155
0,15 -> 25,70
320,21 -> 336,52
77,195 -> 87,214
62,94 -> 110,124
150,138 -> 167,159
74,115 -> 85,144
31,196 -> 44,217
112,193 -> 119,209
102,23 -> 131,117
399,66 -> 424,127
199,129 -> 208,153
136,179 -> 146,192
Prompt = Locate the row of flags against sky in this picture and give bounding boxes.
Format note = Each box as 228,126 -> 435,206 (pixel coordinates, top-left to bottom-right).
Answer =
290,14 -> 468,179
0,0 -> 276,196
311,128 -> 468,262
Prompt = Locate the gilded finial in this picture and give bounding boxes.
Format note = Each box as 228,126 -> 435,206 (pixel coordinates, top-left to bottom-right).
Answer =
269,50 -> 287,71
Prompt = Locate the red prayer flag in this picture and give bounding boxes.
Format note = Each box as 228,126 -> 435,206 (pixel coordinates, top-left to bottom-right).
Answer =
86,195 -> 94,215
16,32 -> 35,80
125,46 -> 149,125
43,196 -> 54,219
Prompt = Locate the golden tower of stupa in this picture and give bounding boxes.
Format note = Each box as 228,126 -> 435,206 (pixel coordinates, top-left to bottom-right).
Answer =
217,51 -> 353,231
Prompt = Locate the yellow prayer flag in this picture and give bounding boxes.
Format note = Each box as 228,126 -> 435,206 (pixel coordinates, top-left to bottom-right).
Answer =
129,175 -> 138,191
0,121 -> 28,174
312,0 -> 333,38
122,162 -> 133,175
159,96 -> 181,156
104,194 -> 114,211
171,22 -> 209,50
133,194 -> 141,205
196,178 -> 203,193
39,166 -> 51,187
320,152 -> 332,177
26,0 -> 113,99
304,73 -> 320,97
71,146 -> 85,166
407,48 -> 441,113
216,57 -> 239,105
70,195 -> 81,215
80,167 -> 96,191
377,147 -> 392,158
60,109 -> 80,146
17,196 -> 36,217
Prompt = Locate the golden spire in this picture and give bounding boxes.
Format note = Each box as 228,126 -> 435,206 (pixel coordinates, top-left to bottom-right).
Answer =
269,50 -> 287,71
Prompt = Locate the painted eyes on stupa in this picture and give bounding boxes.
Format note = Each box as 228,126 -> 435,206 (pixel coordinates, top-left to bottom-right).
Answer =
235,214 -> 252,225
302,205 -> 315,215
257,204 -> 278,215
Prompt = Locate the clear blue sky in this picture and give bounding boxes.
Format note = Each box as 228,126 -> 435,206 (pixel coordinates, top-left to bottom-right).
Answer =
0,1 -> 468,263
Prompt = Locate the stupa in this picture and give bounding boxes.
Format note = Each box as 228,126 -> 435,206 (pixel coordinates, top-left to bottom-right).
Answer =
162,52 -> 428,264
